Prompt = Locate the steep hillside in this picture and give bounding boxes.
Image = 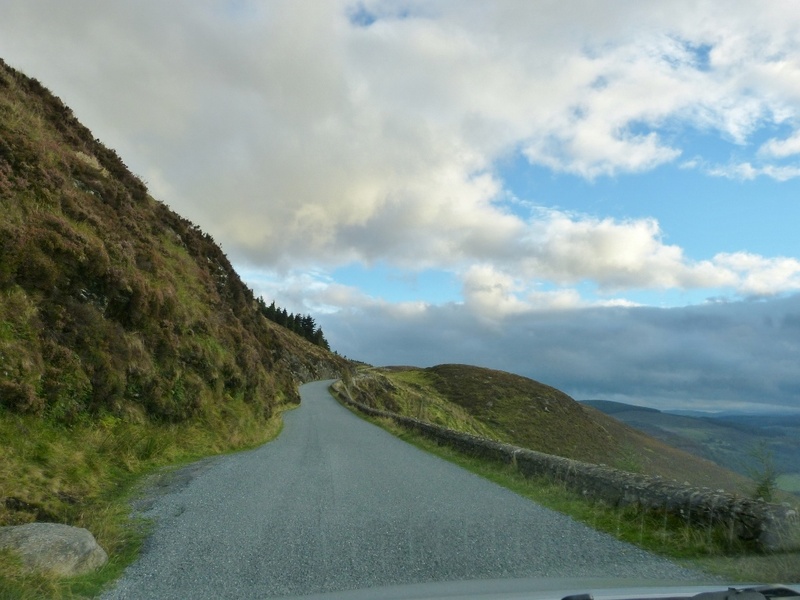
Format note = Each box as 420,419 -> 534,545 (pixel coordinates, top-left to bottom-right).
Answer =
347,365 -> 756,494
0,58 -> 348,527
0,57 -> 347,421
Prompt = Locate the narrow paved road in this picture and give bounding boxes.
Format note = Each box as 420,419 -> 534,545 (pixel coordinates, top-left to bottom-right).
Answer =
103,380 -> 703,599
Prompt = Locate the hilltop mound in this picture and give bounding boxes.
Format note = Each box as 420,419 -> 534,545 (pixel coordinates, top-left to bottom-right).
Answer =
425,364 -> 622,462
0,58 -> 347,426
581,399 -> 661,415
347,364 -> 755,494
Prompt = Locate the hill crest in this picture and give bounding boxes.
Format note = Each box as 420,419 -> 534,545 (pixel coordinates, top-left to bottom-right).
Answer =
581,399 -> 661,415
347,364 -> 756,494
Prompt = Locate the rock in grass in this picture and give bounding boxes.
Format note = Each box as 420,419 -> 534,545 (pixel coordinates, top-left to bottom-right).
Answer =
0,522 -> 108,576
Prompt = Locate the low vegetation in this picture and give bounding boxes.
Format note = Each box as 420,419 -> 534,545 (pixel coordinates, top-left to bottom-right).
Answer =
347,366 -> 758,494
0,400 -> 289,598
0,58 -> 347,597
0,56 -> 346,514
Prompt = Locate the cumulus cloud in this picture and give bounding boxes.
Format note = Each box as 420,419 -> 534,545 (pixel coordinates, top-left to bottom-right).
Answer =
251,205 -> 800,328
454,211 -> 796,300
2,0 -> 800,277
713,253 -> 800,295
522,214 -> 692,289
4,1 -> 800,411
461,264 -> 530,319
760,132 -> 800,158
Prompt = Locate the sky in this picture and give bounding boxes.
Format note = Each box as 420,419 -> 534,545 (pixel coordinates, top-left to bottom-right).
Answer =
2,1 -> 800,413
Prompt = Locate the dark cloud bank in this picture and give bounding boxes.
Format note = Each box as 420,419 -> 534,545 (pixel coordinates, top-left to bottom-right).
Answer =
320,293 -> 800,413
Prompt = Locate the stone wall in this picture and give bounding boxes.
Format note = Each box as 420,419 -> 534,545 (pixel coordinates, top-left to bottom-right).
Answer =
331,381 -> 798,552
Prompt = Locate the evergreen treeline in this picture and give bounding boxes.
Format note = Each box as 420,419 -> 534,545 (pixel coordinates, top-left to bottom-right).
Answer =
256,298 -> 330,350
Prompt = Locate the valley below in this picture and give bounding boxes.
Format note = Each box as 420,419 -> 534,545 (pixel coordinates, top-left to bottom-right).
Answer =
582,400 -> 800,499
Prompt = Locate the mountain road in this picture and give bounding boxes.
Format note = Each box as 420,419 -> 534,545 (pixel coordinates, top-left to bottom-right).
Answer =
102,380 -> 705,599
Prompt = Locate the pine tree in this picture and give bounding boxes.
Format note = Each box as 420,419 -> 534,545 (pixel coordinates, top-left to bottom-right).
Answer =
257,299 -> 330,350
301,315 -> 315,340
265,300 -> 277,321
313,327 -> 330,350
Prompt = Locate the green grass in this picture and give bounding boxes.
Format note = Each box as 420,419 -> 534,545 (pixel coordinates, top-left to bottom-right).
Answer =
0,56 -> 352,599
0,400 -> 291,599
691,554 -> 800,584
351,366 -> 760,496
0,502 -> 149,600
777,473 -> 800,494
349,368 -> 499,439
337,396 -> 800,584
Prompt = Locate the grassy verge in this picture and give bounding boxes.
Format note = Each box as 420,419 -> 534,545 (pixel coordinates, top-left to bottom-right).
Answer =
341,402 -> 800,584
348,367 -> 764,495
0,398 -> 293,599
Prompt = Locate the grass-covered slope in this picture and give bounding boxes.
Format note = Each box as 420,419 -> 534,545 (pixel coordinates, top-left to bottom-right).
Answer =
348,365 -> 756,495
0,57 -> 348,532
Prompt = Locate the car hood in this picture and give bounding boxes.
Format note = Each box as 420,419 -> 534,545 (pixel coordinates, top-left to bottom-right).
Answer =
284,578 -> 800,600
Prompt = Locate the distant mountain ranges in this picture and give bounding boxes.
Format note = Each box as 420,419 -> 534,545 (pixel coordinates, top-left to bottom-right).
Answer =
581,400 -> 800,496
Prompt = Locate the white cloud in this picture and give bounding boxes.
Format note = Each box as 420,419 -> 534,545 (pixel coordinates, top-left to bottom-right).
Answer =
713,252 -> 800,296
759,131 -> 800,158
3,0 -> 800,313
522,214 -> 689,288
704,161 -> 800,181
524,211 -> 800,298
461,264 -> 530,319
6,1 -> 800,414
248,206 -> 800,329
496,212 -> 742,295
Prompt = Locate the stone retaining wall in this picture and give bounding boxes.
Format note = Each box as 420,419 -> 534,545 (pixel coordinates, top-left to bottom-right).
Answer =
331,381 -> 798,552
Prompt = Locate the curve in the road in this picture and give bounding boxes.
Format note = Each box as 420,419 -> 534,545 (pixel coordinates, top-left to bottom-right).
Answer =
103,380 -> 705,599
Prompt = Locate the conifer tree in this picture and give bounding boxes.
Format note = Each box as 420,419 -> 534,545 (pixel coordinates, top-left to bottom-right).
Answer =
258,299 -> 331,349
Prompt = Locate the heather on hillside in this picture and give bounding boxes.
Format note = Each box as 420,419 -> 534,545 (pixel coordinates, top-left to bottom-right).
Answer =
346,365 -> 758,495
0,57 -> 345,425
0,59 -> 348,549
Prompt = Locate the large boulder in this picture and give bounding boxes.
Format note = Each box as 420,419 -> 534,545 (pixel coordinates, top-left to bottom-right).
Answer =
0,522 -> 108,576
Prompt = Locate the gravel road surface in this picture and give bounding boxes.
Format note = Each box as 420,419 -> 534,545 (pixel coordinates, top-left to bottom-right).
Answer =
102,380 -> 705,599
